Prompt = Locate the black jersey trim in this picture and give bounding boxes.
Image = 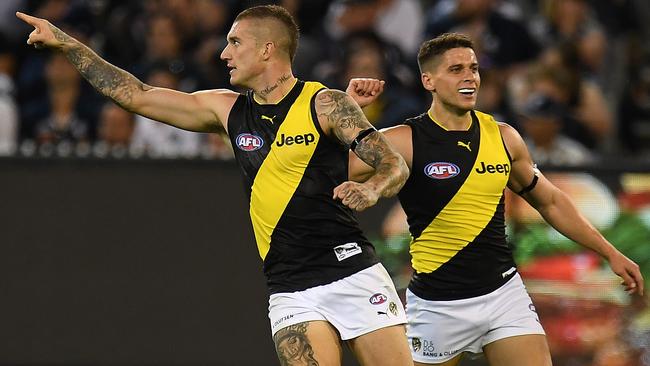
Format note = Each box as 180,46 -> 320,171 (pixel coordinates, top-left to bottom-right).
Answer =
310,87 -> 328,137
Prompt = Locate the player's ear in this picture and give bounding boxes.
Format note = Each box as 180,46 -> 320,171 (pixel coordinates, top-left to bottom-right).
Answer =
421,72 -> 435,92
262,41 -> 274,60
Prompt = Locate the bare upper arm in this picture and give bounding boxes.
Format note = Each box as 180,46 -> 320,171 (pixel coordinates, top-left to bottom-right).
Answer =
499,122 -> 557,205
133,87 -> 239,133
499,122 -> 536,193
349,125 -> 413,182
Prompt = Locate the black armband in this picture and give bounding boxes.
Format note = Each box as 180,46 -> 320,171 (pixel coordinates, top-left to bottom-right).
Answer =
517,173 -> 539,196
350,127 -> 377,152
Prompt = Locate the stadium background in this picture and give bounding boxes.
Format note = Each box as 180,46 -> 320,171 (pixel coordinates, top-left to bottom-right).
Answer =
0,0 -> 649,365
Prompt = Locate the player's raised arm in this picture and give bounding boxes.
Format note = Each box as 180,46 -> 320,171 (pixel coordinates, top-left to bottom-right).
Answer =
501,122 -> 644,296
16,11 -> 235,133
315,89 -> 408,211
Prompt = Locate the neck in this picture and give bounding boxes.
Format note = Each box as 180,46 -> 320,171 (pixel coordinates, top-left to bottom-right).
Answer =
252,68 -> 296,104
428,100 -> 472,130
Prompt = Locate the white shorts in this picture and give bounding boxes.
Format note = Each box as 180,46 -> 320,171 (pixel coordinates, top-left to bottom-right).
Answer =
406,273 -> 545,363
268,263 -> 407,340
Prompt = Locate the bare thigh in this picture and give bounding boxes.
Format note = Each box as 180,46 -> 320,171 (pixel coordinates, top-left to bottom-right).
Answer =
273,320 -> 343,366
347,324 -> 413,366
483,334 -> 552,366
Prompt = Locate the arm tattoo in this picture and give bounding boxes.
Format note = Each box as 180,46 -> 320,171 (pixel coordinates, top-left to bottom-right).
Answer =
355,131 -> 407,197
273,322 -> 319,366
316,90 -> 368,145
317,89 -> 407,197
51,24 -> 150,109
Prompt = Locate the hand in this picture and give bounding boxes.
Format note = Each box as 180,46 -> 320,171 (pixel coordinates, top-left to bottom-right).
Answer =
608,251 -> 644,296
346,78 -> 385,108
16,11 -> 68,50
333,181 -> 379,211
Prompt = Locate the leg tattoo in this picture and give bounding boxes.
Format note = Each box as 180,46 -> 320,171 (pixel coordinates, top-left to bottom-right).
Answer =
273,322 -> 319,366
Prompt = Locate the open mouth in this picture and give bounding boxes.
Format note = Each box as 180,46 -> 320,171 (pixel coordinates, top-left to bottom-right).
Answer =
458,88 -> 476,96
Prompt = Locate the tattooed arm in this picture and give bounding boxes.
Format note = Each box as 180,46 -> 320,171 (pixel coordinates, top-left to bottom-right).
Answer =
315,89 -> 408,211
16,12 -> 235,133
349,125 -> 413,183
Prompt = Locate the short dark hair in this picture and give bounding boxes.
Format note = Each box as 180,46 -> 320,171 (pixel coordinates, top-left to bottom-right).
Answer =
236,5 -> 300,61
417,33 -> 475,73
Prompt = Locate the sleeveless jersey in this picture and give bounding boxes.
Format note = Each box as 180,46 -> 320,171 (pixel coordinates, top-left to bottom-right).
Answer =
399,110 -> 516,301
227,80 -> 378,294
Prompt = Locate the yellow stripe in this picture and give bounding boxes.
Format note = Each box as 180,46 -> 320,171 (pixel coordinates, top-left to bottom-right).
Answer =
412,112 -> 509,272
249,82 -> 324,259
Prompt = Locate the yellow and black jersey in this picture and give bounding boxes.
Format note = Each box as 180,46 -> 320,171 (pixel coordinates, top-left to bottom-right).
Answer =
227,80 -> 378,294
399,110 -> 516,301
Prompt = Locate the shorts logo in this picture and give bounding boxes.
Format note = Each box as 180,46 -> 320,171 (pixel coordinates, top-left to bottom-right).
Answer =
236,133 -> 264,151
369,293 -> 388,305
422,340 -> 435,355
424,162 -> 460,179
389,301 -> 398,316
333,242 -> 362,261
412,338 -> 421,352
529,303 -> 537,313
273,314 -> 294,328
501,267 -> 516,278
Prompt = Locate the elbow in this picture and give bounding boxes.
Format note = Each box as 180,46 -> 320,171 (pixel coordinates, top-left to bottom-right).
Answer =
114,82 -> 151,113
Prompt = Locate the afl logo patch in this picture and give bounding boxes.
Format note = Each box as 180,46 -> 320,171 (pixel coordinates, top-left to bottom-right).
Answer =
369,293 -> 388,305
424,162 -> 460,179
236,133 -> 264,151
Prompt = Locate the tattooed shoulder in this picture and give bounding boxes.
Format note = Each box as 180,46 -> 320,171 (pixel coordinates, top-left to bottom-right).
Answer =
315,89 -> 371,145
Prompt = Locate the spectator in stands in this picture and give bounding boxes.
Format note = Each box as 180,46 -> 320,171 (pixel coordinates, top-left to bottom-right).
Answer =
476,68 -> 515,125
191,0 -> 232,88
96,102 -> 135,156
133,11 -> 205,92
529,0 -> 607,81
31,53 -> 95,146
325,0 -> 424,58
424,0 -> 540,71
15,0 -> 99,143
130,64 -> 201,158
523,59 -> 612,150
0,32 -> 18,155
519,92 -> 594,166
618,62 -> 650,156
321,32 -> 421,130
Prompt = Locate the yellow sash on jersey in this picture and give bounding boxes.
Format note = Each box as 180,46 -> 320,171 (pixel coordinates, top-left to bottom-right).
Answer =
249,82 -> 325,259
411,111 -> 510,273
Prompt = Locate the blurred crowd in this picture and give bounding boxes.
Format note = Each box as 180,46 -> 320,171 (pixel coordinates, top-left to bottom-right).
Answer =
1,0 -> 650,163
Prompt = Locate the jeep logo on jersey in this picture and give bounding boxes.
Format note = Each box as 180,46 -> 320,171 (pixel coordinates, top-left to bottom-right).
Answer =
424,162 -> 460,179
236,133 -> 264,151
475,161 -> 510,175
369,293 -> 388,305
276,133 -> 315,147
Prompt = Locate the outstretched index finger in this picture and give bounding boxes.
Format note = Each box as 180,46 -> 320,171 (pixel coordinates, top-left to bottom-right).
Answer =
16,12 -> 41,27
